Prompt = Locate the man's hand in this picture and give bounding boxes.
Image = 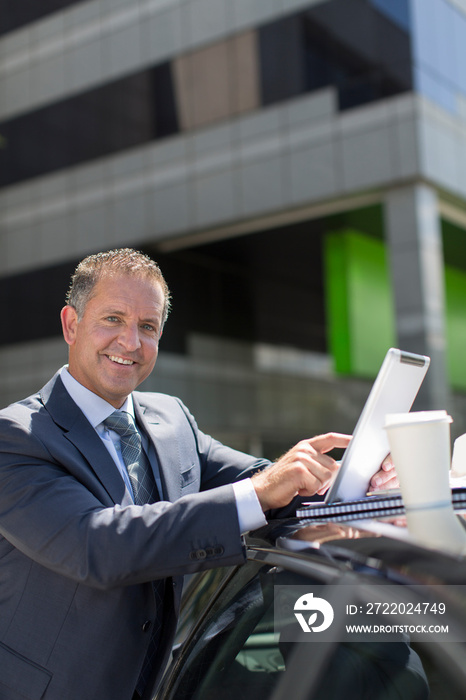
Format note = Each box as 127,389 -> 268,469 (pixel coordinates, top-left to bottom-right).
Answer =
369,454 -> 399,491
251,433 -> 351,512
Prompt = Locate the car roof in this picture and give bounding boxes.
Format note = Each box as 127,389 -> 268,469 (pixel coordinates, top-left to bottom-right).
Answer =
245,517 -> 466,585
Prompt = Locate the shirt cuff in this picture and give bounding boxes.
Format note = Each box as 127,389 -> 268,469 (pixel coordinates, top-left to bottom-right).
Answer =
233,478 -> 267,534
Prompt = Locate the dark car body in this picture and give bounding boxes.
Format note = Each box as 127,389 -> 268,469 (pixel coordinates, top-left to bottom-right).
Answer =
154,517 -> 466,700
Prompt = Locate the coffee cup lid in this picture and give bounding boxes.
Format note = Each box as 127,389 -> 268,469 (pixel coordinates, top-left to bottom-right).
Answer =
384,410 -> 452,430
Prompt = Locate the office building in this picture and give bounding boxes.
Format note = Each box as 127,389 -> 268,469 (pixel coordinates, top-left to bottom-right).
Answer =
1,0 -> 466,455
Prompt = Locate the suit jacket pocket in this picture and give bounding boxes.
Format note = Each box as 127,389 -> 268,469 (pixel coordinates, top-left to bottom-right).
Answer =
180,464 -> 197,490
0,642 -> 52,700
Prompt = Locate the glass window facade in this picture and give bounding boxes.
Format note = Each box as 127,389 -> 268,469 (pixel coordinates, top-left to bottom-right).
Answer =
0,220 -> 327,353
0,1 -> 413,188
0,0 -> 86,36
411,0 -> 466,114
369,0 -> 411,30
173,31 -> 260,131
0,262 -> 74,347
259,0 -> 412,111
3,1 -> 466,183
153,221 -> 327,357
0,63 -> 178,188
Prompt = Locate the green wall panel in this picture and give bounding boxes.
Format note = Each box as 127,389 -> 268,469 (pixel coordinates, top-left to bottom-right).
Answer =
324,229 -> 395,377
445,265 -> 466,391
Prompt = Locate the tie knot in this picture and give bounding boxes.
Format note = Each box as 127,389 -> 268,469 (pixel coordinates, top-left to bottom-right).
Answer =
103,411 -> 137,437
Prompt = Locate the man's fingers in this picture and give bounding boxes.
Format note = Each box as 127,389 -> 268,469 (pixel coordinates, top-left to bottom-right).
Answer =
382,475 -> 400,489
371,474 -> 399,490
289,434 -> 349,494
294,447 -> 337,471
370,466 -> 398,490
296,466 -> 335,497
381,454 -> 394,471
315,464 -> 342,496
308,432 -> 352,454
252,433 -> 351,511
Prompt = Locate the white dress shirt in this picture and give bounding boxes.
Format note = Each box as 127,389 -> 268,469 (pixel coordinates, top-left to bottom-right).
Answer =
59,367 -> 266,533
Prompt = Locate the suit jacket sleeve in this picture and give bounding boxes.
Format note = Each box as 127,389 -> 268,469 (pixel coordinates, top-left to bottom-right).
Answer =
0,387 -> 270,590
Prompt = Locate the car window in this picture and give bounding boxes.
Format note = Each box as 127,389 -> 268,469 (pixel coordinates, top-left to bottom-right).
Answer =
161,560 -> 277,700
159,559 -> 466,700
174,566 -> 233,647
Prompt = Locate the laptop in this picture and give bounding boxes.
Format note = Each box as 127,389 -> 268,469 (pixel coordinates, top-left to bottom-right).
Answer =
324,348 -> 430,504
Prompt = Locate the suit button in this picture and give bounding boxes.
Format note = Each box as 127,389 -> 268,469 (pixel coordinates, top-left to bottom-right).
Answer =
189,549 -> 208,561
189,548 -> 207,560
142,620 -> 152,633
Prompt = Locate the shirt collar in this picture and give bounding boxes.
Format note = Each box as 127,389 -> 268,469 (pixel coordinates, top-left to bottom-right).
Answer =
59,366 -> 134,428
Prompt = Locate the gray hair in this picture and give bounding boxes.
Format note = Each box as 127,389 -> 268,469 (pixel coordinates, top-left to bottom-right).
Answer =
66,248 -> 171,327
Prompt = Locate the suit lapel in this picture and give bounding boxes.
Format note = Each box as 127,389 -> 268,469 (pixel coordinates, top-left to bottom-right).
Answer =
40,373 -> 130,506
134,398 -> 182,503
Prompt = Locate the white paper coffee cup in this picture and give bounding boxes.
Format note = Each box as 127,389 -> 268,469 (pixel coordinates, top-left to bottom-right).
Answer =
384,411 -> 453,508
384,410 -> 466,555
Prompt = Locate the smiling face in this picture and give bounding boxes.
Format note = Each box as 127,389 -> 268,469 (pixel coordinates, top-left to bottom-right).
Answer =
61,273 -> 165,407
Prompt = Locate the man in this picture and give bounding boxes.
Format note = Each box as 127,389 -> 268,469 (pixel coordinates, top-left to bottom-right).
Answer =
0,249 -> 395,700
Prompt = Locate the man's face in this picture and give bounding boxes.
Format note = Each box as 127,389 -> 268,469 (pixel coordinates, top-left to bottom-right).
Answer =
61,274 -> 165,408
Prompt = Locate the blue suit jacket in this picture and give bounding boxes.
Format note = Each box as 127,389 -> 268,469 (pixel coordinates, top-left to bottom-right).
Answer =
0,372 -> 270,700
